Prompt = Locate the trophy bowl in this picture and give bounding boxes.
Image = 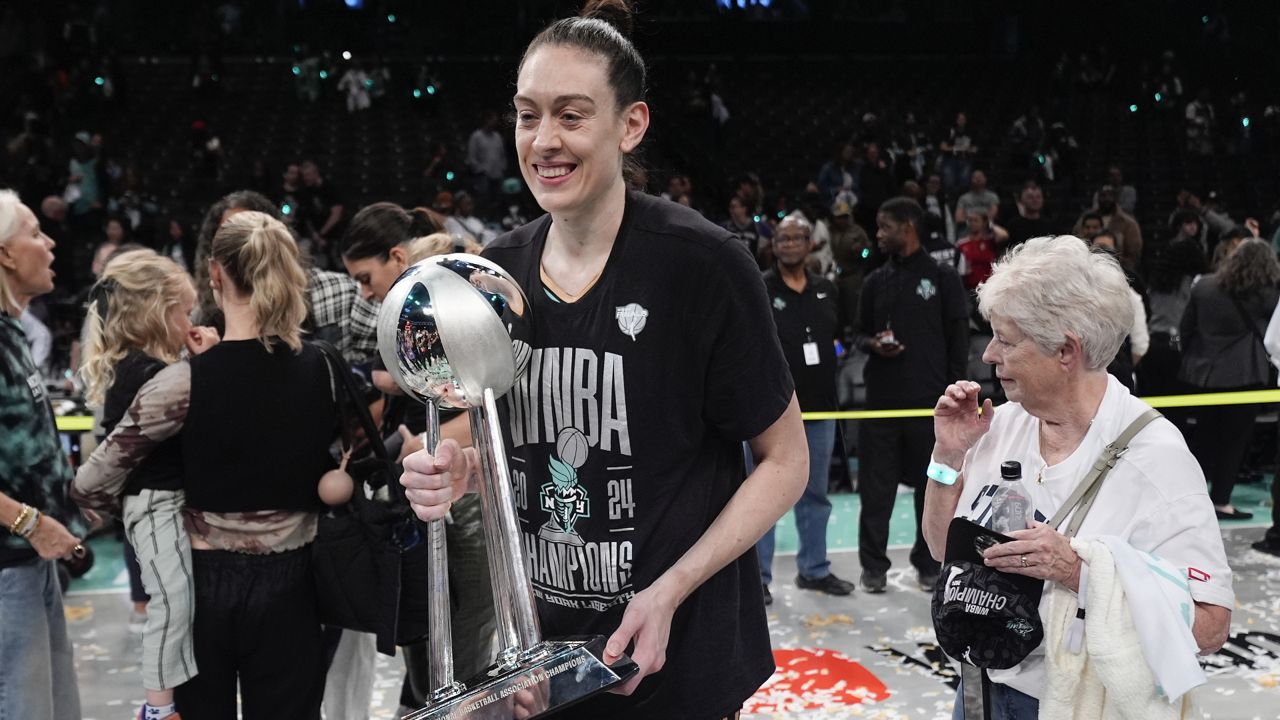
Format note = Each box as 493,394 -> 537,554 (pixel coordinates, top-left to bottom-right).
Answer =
376,260 -> 518,409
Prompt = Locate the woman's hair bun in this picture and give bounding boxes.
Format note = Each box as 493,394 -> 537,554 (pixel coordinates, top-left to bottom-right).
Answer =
407,207 -> 441,238
581,0 -> 634,38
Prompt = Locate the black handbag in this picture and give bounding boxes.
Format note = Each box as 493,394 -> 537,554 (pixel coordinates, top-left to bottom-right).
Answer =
310,341 -> 434,656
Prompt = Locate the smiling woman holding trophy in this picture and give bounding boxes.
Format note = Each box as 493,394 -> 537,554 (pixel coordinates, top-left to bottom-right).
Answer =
396,1 -> 807,719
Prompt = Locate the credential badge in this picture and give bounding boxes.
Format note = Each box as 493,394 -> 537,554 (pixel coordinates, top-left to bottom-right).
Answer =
615,303 -> 649,341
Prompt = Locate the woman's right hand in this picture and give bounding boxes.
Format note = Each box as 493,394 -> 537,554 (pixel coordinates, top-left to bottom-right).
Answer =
932,380 -> 994,468
400,438 -> 473,522
26,514 -> 83,561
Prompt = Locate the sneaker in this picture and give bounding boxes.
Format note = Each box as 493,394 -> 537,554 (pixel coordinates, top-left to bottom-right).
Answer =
918,568 -> 941,592
138,705 -> 180,719
1251,539 -> 1280,558
860,571 -> 887,594
762,584 -> 773,606
795,572 -> 855,596
128,610 -> 147,634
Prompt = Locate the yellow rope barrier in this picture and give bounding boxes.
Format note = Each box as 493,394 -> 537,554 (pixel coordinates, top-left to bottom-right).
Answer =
797,388 -> 1280,422
52,389 -> 1280,431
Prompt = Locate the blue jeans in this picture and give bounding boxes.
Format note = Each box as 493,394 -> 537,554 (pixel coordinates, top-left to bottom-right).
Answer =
951,677 -> 1039,720
0,558 -> 81,720
756,420 -> 837,585
943,157 -> 973,198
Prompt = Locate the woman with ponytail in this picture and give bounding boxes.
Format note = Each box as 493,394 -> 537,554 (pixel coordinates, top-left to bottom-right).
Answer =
340,201 -> 443,301
73,248 -> 218,720
193,190 -> 381,364
342,207 -> 497,713
77,211 -> 340,718
400,2 -> 807,718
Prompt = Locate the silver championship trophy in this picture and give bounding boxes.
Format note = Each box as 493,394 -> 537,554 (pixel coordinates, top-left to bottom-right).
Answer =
377,254 -> 638,720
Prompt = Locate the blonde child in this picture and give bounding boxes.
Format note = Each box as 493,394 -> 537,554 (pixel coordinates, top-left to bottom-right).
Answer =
72,248 -> 218,720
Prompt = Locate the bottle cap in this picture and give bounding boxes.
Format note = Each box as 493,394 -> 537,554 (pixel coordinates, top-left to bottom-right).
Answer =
1000,460 -> 1022,480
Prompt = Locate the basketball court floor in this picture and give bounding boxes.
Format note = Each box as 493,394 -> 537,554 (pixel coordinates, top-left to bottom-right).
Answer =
71,483 -> 1279,719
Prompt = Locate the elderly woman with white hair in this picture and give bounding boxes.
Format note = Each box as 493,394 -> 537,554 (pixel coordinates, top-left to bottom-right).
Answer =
0,189 -> 85,719
922,236 -> 1233,718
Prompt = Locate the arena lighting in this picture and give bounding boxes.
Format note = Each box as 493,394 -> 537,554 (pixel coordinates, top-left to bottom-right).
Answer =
291,65 -> 301,75
387,14 -> 396,22
1129,104 -> 1138,113
861,248 -> 871,259
1243,117 -> 1251,128
342,51 -> 352,60
319,70 -> 329,79
1202,15 -> 1209,23
446,171 -> 456,181
753,214 -> 761,223
413,89 -> 422,98
282,203 -> 293,215
426,84 -> 437,95
776,210 -> 786,219
94,76 -> 104,86
1154,92 -> 1163,102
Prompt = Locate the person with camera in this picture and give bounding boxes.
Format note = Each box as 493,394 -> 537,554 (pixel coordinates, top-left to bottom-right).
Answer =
853,197 -> 968,594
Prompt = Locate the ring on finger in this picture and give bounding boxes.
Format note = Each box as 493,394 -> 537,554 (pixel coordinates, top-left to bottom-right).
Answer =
1019,554 -> 1028,568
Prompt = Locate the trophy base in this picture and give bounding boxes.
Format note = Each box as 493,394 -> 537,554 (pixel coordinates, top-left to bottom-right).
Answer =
401,636 -> 639,720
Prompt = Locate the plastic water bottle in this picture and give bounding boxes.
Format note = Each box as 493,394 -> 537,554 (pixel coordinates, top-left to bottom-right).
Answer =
988,461 -> 1035,533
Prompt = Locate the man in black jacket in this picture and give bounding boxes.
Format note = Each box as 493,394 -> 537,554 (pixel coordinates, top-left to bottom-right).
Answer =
854,198 -> 968,593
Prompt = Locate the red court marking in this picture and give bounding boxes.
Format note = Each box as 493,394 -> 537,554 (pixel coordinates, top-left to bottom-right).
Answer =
745,647 -> 891,714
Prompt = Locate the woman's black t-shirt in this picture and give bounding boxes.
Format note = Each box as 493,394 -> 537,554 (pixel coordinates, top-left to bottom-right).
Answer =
482,191 -> 793,719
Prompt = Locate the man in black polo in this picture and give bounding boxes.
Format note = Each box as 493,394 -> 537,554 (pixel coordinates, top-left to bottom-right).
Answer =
854,197 -> 968,593
756,215 -> 855,604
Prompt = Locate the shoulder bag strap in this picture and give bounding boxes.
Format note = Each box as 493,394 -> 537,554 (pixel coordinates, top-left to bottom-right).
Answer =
1227,290 -> 1267,347
1048,408 -> 1163,538
311,340 -> 406,505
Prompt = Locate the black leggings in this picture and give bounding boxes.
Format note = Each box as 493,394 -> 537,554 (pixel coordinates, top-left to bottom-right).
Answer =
1187,399 -> 1261,507
176,546 -> 325,720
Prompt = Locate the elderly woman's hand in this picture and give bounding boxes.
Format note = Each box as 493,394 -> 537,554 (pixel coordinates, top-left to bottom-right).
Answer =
982,521 -> 1083,591
932,381 -> 995,469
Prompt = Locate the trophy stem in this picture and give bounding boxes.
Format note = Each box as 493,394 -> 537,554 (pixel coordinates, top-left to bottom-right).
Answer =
482,388 -> 543,650
468,407 -> 522,663
424,402 -> 463,701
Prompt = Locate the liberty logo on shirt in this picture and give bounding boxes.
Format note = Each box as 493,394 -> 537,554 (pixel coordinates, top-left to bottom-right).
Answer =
538,427 -> 592,547
917,278 -> 937,301
615,303 -> 649,340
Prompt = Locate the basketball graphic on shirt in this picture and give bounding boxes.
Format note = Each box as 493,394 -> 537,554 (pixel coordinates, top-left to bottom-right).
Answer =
555,426 -> 589,469
540,427 -> 592,547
